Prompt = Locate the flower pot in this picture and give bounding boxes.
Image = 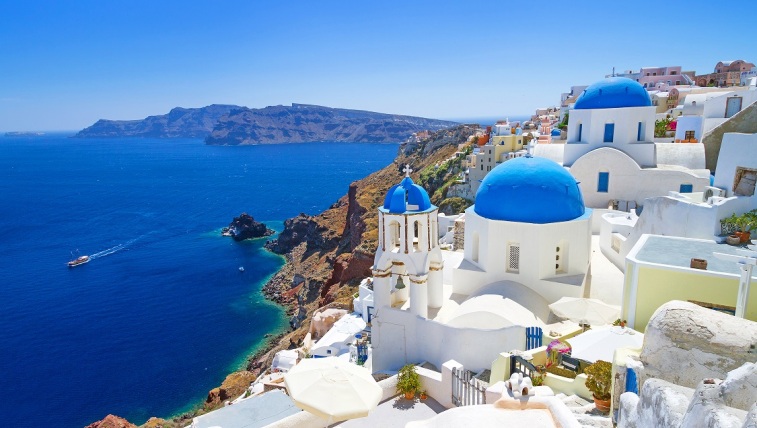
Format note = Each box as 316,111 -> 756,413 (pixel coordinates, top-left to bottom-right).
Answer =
404,391 -> 415,400
593,395 -> 611,413
739,231 -> 751,243
726,234 -> 741,246
420,392 -> 427,400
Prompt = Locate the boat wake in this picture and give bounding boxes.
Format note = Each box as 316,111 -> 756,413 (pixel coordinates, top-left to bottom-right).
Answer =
89,236 -> 144,260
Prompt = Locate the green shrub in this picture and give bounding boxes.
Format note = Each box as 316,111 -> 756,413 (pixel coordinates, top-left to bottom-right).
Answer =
546,365 -> 577,379
584,360 -> 612,400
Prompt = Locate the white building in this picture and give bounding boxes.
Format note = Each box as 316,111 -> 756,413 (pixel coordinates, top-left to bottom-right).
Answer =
370,157 -> 593,373
534,77 -> 710,209
674,88 -> 757,143
599,132 -> 757,271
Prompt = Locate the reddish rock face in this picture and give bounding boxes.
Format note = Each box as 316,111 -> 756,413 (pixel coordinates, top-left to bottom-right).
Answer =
204,371 -> 256,409
85,414 -> 137,428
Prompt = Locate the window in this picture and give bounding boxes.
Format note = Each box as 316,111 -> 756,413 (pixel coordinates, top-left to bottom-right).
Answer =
507,243 -> 520,273
733,167 -> 757,196
603,123 -> 615,143
637,122 -> 643,141
555,241 -> 568,274
685,130 -> 695,140
671,71 -> 677,75
679,184 -> 693,193
577,123 -> 582,142
598,172 -> 609,192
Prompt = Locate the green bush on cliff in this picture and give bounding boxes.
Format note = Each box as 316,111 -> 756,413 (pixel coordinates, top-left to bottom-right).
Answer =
438,197 -> 472,215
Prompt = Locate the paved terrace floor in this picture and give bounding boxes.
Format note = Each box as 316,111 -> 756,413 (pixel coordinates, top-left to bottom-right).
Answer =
334,396 -> 446,428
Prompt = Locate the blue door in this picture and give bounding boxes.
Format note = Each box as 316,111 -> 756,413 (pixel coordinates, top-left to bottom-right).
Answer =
604,123 -> 615,142
525,327 -> 543,350
598,172 -> 609,192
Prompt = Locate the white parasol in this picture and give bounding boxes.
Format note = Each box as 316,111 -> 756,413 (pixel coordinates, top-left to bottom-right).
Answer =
284,357 -> 382,422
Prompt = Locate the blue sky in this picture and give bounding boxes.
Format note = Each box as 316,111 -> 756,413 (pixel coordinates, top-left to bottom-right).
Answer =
1,0 -> 754,131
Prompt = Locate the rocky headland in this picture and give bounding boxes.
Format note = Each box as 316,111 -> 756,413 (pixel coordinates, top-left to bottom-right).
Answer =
74,104 -> 240,138
87,124 -> 477,428
223,213 -> 274,241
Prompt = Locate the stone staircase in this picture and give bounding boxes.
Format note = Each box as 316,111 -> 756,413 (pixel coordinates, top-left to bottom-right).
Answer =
556,393 -> 613,428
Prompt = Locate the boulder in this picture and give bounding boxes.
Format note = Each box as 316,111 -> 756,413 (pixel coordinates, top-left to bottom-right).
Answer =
309,308 -> 347,340
640,301 -> 757,389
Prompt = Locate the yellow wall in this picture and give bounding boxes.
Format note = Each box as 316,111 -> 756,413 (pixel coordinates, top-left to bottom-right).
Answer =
632,266 -> 757,331
490,135 -> 523,155
622,262 -> 634,322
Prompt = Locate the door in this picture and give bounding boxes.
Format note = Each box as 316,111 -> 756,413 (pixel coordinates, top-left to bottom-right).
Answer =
725,97 -> 742,118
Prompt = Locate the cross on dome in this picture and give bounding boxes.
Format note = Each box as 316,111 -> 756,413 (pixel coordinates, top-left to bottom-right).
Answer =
403,164 -> 412,177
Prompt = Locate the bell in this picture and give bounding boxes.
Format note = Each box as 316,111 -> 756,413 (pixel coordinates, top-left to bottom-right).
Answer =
395,275 -> 406,290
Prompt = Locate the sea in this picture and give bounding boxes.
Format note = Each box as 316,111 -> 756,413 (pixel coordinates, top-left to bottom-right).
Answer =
0,134 -> 398,427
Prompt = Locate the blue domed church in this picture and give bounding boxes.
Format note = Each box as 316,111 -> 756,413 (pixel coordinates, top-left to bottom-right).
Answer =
370,160 -> 592,373
533,77 -> 709,209
454,156 -> 592,305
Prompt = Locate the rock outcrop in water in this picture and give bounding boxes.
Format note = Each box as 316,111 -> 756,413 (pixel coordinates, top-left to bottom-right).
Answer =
205,104 -> 457,145
75,104 -> 240,138
224,213 -> 274,241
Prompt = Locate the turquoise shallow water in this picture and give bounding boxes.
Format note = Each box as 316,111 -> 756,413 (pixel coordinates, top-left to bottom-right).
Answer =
0,135 -> 397,427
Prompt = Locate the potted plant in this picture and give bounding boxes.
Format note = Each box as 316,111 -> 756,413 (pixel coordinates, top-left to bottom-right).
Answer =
584,360 -> 612,413
419,390 -> 428,400
396,364 -> 420,400
731,210 -> 757,243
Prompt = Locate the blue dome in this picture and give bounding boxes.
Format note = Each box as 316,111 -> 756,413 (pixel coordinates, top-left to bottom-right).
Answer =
574,77 -> 652,110
474,156 -> 585,223
383,176 -> 433,213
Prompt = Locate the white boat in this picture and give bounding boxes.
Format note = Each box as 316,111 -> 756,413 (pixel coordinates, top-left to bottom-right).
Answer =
239,266 -> 245,272
68,255 -> 90,268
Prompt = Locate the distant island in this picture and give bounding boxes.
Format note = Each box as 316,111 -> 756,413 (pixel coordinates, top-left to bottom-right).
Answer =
74,103 -> 457,144
5,131 -> 45,137
204,104 -> 457,145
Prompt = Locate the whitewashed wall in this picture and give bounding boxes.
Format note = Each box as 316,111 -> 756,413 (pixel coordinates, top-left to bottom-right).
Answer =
456,209 -> 590,303
570,148 -> 709,208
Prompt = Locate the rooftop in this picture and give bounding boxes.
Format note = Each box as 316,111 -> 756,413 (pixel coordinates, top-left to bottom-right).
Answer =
632,235 -> 757,276
191,389 -> 300,428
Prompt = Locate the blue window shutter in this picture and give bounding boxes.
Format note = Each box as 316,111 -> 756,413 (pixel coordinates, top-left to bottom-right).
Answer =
577,124 -> 583,142
637,122 -> 643,141
604,123 -> 615,142
598,172 -> 609,192
680,184 -> 693,193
